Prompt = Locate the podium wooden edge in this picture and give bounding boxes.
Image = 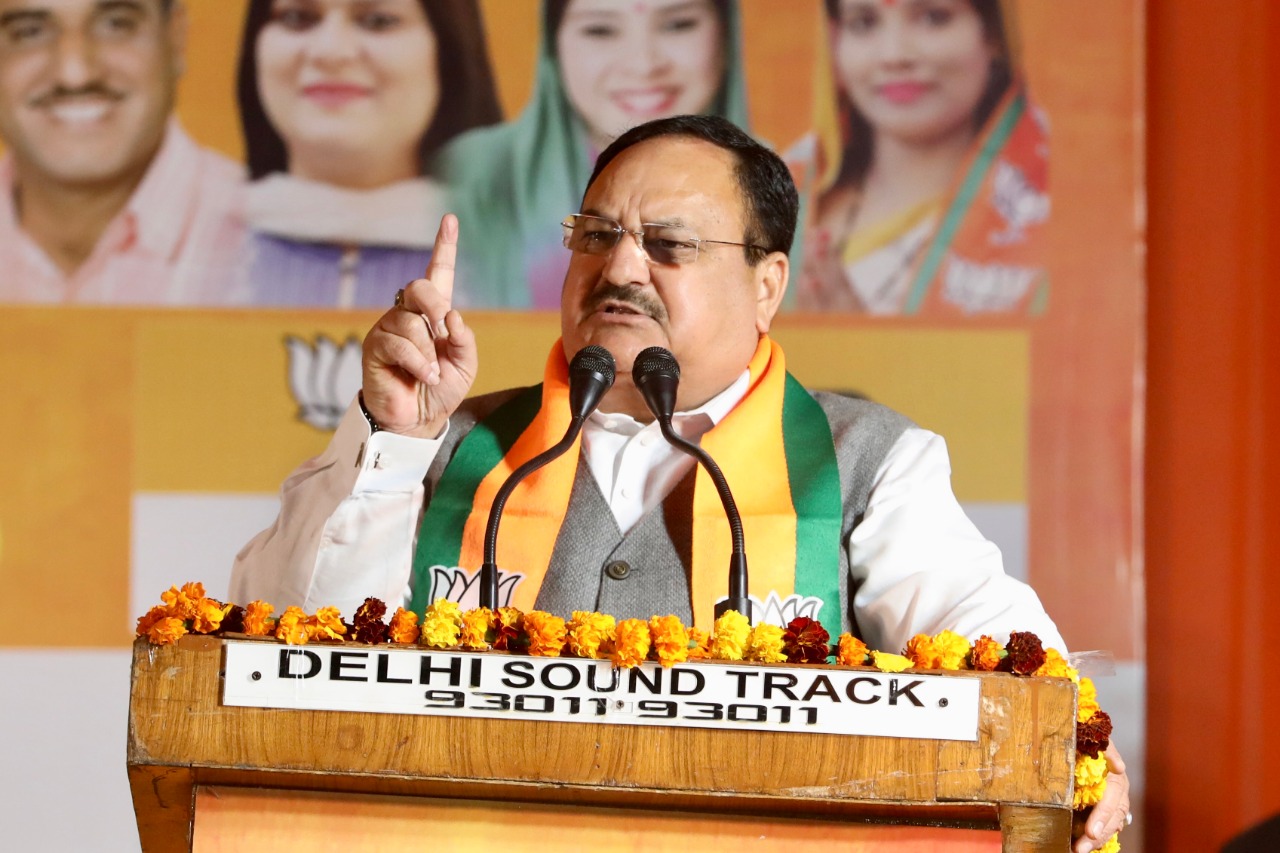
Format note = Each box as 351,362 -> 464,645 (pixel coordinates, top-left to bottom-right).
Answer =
127,636 -> 1076,852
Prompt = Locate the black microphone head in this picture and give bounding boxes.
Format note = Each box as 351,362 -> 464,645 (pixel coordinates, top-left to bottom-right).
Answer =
567,345 -> 616,418
631,346 -> 680,421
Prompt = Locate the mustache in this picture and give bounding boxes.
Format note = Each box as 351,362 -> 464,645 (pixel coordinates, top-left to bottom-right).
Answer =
29,83 -> 127,109
584,283 -> 669,323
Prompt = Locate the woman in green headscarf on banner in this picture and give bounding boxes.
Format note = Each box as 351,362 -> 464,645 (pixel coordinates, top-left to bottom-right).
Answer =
438,0 -> 749,309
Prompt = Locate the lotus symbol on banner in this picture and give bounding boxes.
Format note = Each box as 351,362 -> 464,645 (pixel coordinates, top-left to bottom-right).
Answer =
285,334 -> 363,431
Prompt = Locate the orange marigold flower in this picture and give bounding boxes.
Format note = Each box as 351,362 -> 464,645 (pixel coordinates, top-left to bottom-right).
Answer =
1072,752 -> 1108,809
871,651 -> 913,673
567,611 -> 616,659
611,618 -> 651,669
276,606 -> 309,645
191,598 -> 228,634
525,611 -> 568,657
388,608 -> 421,644
305,606 -> 347,642
836,634 -> 869,666
905,634 -> 940,669
1078,677 -> 1101,722
1035,647 -> 1077,680
649,615 -> 689,667
460,607 -> 495,650
147,616 -> 188,646
160,582 -> 205,621
932,630 -> 970,671
745,623 -> 787,663
709,610 -> 750,661
686,627 -> 712,660
242,600 -> 275,636
493,606 -> 524,651
136,605 -> 169,638
969,635 -> 1005,671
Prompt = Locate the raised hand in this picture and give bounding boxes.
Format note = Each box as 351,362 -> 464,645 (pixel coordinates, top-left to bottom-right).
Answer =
361,214 -> 478,438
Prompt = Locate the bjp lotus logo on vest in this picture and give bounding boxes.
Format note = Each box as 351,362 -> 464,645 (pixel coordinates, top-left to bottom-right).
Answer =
431,565 -> 522,610
284,334 -> 363,431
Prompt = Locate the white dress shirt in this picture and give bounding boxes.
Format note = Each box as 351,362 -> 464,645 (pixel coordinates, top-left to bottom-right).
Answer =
231,385 -> 1066,655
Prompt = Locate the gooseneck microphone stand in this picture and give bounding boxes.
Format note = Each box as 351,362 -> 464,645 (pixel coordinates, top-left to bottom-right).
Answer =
631,346 -> 751,622
478,345 -> 616,609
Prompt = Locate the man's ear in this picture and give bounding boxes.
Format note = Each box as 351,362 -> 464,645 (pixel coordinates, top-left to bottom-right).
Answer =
166,1 -> 189,77
755,251 -> 789,334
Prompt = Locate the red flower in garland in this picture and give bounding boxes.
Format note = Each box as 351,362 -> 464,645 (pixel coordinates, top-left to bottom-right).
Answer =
492,607 -> 524,651
1002,631 -> 1047,675
782,617 -> 831,664
352,597 -> 389,644
1076,709 -> 1113,758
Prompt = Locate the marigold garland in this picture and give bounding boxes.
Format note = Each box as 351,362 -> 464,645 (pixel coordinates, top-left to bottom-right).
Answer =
136,583 -> 1122,850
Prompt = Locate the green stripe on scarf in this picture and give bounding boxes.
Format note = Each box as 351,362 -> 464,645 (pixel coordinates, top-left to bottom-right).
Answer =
408,385 -> 543,613
783,375 -> 844,627
905,91 -> 1027,315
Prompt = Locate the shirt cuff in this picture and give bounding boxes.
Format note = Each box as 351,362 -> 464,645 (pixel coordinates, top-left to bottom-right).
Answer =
335,398 -> 448,493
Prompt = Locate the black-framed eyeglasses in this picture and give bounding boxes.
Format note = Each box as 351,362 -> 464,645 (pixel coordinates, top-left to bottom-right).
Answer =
561,214 -> 767,266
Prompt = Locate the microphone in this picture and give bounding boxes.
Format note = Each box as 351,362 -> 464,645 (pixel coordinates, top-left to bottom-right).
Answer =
479,345 -> 616,609
632,347 -> 751,623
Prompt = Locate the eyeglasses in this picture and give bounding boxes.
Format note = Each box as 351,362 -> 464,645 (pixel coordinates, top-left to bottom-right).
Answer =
561,214 -> 767,266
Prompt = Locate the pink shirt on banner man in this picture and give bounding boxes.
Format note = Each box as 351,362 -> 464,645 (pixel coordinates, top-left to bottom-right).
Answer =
0,122 -> 245,306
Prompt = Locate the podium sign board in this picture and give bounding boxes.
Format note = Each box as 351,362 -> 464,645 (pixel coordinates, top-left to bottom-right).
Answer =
128,636 -> 1077,852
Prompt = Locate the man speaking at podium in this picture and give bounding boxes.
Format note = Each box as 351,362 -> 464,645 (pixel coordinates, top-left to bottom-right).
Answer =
231,115 -> 1126,850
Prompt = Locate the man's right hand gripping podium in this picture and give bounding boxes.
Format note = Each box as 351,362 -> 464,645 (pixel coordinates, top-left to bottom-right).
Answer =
229,115 -> 1129,852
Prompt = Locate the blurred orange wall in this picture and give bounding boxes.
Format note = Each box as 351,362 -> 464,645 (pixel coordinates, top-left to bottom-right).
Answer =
1147,0 -> 1280,848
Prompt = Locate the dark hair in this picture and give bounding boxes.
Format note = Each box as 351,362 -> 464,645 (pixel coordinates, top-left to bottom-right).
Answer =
236,0 -> 502,180
823,0 -> 1013,189
586,115 -> 799,265
543,0 -> 733,57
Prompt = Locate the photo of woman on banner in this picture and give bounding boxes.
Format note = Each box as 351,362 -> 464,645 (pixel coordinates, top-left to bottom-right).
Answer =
793,0 -> 1049,316
438,0 -> 749,309
234,0 -> 501,307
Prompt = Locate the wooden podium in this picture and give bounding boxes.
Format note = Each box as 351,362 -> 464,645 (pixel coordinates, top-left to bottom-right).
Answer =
127,636 -> 1077,852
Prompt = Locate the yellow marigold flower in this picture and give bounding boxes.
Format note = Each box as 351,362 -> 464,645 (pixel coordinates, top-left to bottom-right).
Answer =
1098,833 -> 1121,853
647,615 -> 689,667
708,610 -> 750,661
147,616 -> 188,646
905,634 -> 939,669
525,611 -> 568,657
1078,677 -> 1101,722
425,598 -> 463,626
136,605 -> 169,638
191,598 -> 227,634
836,634 -> 869,666
611,618 -> 651,669
745,623 -> 786,663
242,600 -> 275,636
969,635 -> 1005,671
304,606 -> 346,642
160,582 -> 205,621
388,608 -> 421,644
276,606 -> 309,645
932,630 -> 970,671
567,611 -> 616,659
421,601 -> 465,649
686,627 -> 712,660
459,607 -> 495,650
871,651 -> 913,673
1072,752 -> 1109,809
1035,647 -> 1077,680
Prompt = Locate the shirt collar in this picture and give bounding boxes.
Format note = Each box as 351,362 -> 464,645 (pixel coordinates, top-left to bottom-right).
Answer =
588,369 -> 751,436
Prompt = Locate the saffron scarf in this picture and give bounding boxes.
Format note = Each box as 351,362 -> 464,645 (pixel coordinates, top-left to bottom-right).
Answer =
409,337 -> 844,627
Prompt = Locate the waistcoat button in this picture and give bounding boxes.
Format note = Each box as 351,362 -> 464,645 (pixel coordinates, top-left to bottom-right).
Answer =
604,560 -> 631,581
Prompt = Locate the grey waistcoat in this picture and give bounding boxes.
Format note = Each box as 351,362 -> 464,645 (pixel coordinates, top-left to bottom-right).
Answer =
424,386 -> 912,635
